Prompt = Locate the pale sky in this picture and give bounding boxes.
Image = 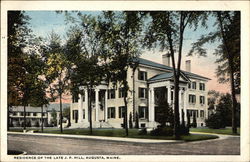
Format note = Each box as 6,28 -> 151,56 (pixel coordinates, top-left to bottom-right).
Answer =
25,11 -> 230,102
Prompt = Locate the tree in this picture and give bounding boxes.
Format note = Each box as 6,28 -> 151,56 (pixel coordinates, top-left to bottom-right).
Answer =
187,112 -> 191,128
7,11 -> 31,131
135,112 -> 139,129
64,15 -> 106,135
143,11 -> 207,138
129,112 -> 133,129
155,88 -> 174,128
192,113 -> 197,128
44,31 -> 70,133
51,108 -> 57,126
100,11 -> 143,136
189,11 -> 240,134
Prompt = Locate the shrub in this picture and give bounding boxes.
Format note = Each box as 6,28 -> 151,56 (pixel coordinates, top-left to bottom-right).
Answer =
179,125 -> 189,135
150,126 -> 173,136
135,112 -> 139,129
192,115 -> 197,128
138,128 -> 147,135
205,113 -> 225,129
26,120 -> 31,127
35,121 -> 40,127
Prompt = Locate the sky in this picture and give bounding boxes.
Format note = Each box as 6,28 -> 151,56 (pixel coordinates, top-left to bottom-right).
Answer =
25,11 -> 230,102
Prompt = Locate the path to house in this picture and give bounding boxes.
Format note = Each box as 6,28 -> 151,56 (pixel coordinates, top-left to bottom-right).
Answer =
7,132 -> 240,155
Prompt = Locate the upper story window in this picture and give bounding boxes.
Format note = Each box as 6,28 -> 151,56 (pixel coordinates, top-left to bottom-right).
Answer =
108,89 -> 116,99
33,112 -> 37,116
189,94 -> 196,104
108,107 -> 116,119
12,112 -> 17,116
187,110 -> 199,118
199,83 -> 205,91
20,112 -> 24,116
200,96 -> 205,104
118,106 -> 125,118
138,71 -> 147,81
139,87 -> 147,98
26,112 -> 30,116
192,82 -> 196,89
188,83 -> 191,89
119,88 -> 127,98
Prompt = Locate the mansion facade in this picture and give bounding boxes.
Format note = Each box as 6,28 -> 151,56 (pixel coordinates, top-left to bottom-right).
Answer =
70,55 -> 210,128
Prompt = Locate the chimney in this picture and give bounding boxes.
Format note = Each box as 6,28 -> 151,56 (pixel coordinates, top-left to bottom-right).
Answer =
185,60 -> 191,72
162,53 -> 171,67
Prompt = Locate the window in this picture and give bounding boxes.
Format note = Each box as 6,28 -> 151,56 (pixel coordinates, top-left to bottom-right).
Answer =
138,71 -> 147,81
199,83 -> 205,91
171,91 -> 173,101
33,113 -> 37,116
187,110 -> 198,118
42,113 -> 45,116
119,88 -> 127,98
189,94 -> 196,104
139,106 -> 148,119
188,83 -> 191,89
139,87 -> 147,98
192,82 -> 196,89
200,110 -> 204,118
108,107 -> 116,118
118,106 -> 125,118
200,96 -> 205,104
12,112 -> 17,116
20,112 -> 24,116
108,89 -> 115,99
26,112 -> 30,116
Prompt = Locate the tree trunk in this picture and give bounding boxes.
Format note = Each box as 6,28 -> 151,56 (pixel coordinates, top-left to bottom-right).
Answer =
59,92 -> 63,133
41,105 -> 44,132
88,86 -> 93,135
123,84 -> 129,135
217,12 -> 238,134
23,105 -> 26,131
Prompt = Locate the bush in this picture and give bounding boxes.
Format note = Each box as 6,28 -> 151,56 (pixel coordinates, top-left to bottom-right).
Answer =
178,125 -> 189,135
150,126 -> 173,136
26,120 -> 31,127
206,113 -> 226,129
192,115 -> 197,128
35,121 -> 40,127
138,128 -> 147,135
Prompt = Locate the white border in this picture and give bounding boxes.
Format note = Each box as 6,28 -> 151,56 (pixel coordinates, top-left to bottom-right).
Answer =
1,1 -> 249,162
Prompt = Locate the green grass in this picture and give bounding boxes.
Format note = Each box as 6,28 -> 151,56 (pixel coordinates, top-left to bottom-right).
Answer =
190,127 -> 240,136
9,128 -> 218,141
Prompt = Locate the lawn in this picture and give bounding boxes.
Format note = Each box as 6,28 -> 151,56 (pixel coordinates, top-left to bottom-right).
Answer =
190,127 -> 240,136
9,127 -> 218,141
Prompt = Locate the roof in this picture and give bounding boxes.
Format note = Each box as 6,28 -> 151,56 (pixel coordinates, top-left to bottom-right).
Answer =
11,103 -> 70,112
11,106 -> 48,112
134,58 -> 210,81
148,72 -> 174,81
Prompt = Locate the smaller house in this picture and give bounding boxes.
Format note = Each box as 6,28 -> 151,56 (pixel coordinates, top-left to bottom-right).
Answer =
9,103 -> 70,127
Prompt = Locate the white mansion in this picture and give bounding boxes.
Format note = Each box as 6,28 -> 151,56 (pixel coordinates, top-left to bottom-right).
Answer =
70,54 -> 210,128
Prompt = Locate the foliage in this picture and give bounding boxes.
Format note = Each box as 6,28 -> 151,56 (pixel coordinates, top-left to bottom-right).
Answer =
188,11 -> 240,134
143,11 -> 208,138
206,113 -> 225,129
135,111 -> 139,129
138,128 -> 147,135
150,126 -> 174,136
192,115 -> 197,128
155,89 -> 174,127
51,108 -> 57,126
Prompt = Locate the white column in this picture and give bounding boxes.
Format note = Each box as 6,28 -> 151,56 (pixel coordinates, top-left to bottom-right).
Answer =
95,89 -> 99,122
105,89 -> 108,122
151,88 -> 155,122
183,88 -> 187,122
148,88 -> 152,121
84,89 -> 89,121
179,88 -> 182,123
78,94 -> 83,123
167,85 -> 171,105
